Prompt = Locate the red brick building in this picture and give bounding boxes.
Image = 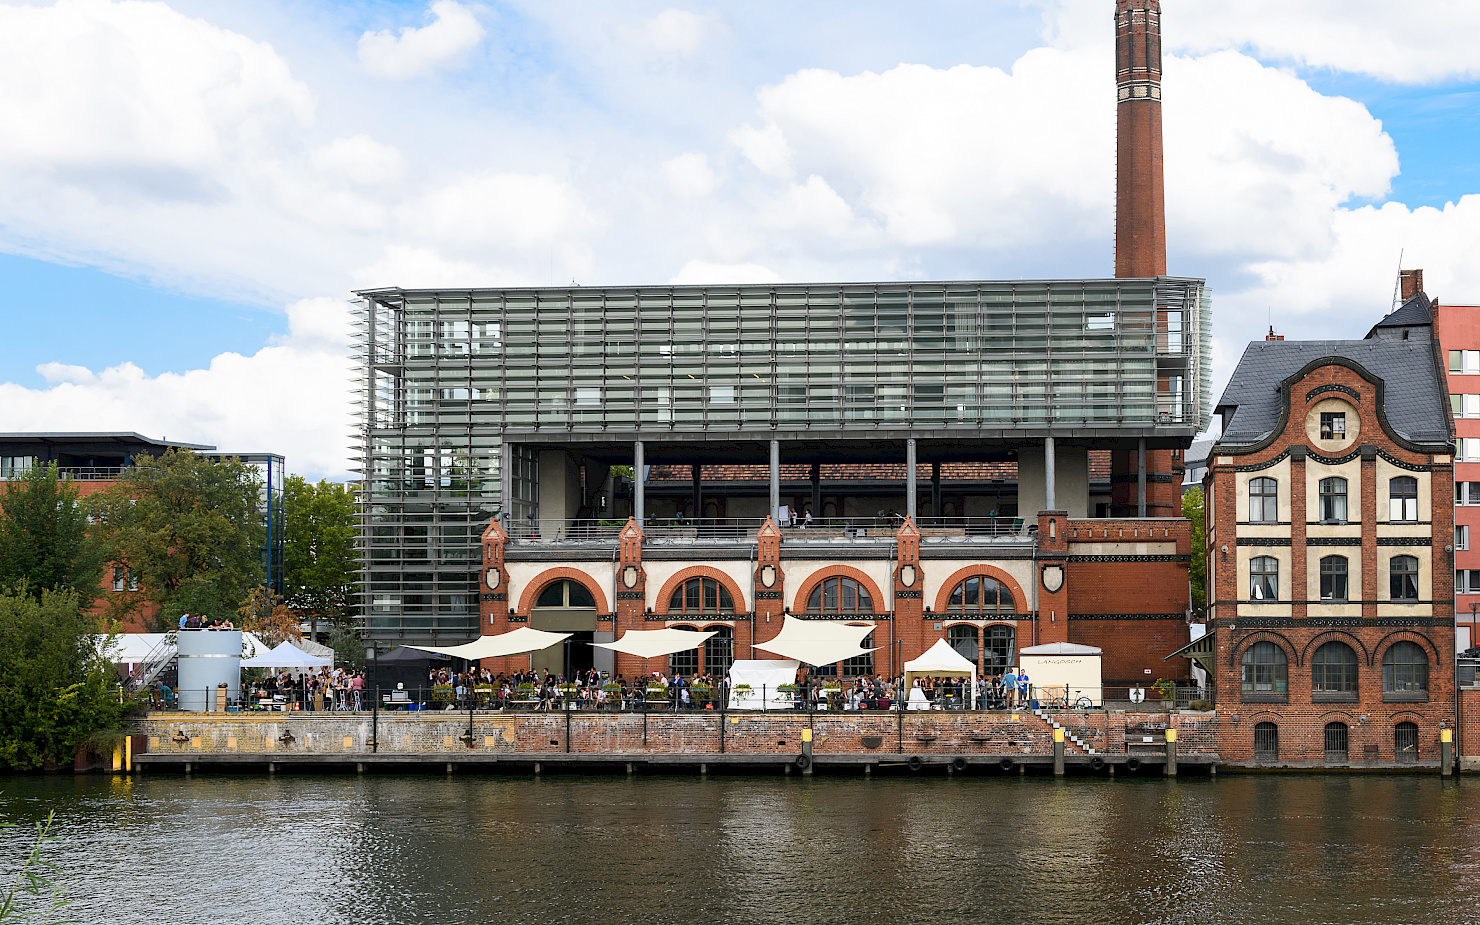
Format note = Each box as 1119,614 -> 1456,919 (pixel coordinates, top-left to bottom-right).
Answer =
1203,305 -> 1456,767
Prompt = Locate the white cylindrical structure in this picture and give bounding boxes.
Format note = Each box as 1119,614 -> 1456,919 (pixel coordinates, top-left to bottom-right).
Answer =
176,630 -> 242,712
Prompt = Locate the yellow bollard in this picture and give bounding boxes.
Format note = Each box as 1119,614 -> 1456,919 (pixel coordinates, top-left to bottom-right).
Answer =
1442,728 -> 1454,777
1053,728 -> 1065,776
125,735 -> 132,773
1165,728 -> 1178,777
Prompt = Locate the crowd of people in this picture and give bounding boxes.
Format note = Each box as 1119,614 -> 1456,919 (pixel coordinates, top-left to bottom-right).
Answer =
243,667 -> 366,711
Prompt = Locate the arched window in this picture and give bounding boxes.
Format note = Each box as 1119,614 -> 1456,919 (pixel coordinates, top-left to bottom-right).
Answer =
947,625 -> 978,662
1311,641 -> 1358,700
1382,641 -> 1428,700
946,575 -> 1014,614
1395,721 -> 1419,763
668,577 -> 735,614
535,579 -> 596,608
1318,477 -> 1348,523
1319,556 -> 1348,602
1389,556 -> 1419,601
1241,641 -> 1288,701
703,626 -> 735,677
1324,722 -> 1349,763
1389,476 -> 1418,522
1249,477 -> 1278,523
841,631 -> 873,678
1254,722 -> 1279,763
806,576 -> 873,613
668,625 -> 700,677
1250,556 -> 1279,601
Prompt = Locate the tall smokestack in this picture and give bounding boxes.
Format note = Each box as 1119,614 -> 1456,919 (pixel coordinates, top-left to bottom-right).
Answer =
1114,0 -> 1166,278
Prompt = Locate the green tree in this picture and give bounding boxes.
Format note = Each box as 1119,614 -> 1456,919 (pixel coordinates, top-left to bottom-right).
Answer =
283,476 -> 358,638
0,588 -> 126,771
0,463 -> 108,603
86,450 -> 265,631
1182,486 -> 1206,620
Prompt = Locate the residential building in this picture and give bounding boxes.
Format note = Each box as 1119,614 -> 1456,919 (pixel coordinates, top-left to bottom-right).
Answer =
1427,272 -> 1480,650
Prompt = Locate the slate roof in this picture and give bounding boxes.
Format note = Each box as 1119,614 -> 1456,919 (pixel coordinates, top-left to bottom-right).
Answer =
1368,292 -> 1433,334
1213,339 -> 1451,449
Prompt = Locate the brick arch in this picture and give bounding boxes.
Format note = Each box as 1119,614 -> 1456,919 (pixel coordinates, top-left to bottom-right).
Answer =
791,566 -> 887,615
1300,631 -> 1369,668
1245,710 -> 1285,721
932,565 -> 1028,616
1373,630 -> 1442,668
516,567 -> 611,615
1317,710 -> 1358,721
1227,631 -> 1296,669
654,566 -> 748,616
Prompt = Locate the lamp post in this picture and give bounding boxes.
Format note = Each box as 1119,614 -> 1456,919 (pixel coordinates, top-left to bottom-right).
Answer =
366,641 -> 379,753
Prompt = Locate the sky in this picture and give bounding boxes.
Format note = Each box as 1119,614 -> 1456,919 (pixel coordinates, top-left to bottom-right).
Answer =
2,0 -> 1479,479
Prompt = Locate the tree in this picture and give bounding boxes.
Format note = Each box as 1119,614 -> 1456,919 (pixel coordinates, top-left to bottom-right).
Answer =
86,450 -> 265,631
0,588 -> 125,771
283,476 -> 358,638
235,585 -> 301,647
1182,487 -> 1206,620
0,464 -> 108,603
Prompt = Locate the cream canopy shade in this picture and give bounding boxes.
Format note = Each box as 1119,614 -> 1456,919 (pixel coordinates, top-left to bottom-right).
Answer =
592,628 -> 716,660
405,627 -> 570,660
754,616 -> 877,667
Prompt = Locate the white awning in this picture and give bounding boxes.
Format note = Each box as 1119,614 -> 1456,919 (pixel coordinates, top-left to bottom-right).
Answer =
592,628 -> 715,659
405,627 -> 570,660
241,640 -> 332,668
904,638 -> 977,677
754,616 -> 877,667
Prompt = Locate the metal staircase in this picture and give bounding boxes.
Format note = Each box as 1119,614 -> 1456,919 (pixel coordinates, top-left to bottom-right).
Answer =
1033,708 -> 1098,755
127,632 -> 178,690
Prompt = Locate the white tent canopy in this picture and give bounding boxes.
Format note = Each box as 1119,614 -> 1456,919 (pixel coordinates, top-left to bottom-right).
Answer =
592,627 -> 715,659
405,627 -> 570,661
903,639 -> 977,710
727,659 -> 800,710
754,616 -> 877,667
241,640 -> 332,669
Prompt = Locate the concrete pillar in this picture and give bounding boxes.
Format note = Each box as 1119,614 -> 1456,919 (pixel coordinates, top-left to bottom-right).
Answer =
906,439 -> 918,520
1044,436 -> 1056,512
633,441 -> 645,523
769,439 -> 780,518
1137,437 -> 1147,517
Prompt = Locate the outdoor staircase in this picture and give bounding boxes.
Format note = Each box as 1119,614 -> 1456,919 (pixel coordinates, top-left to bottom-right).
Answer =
1032,708 -> 1098,755
128,632 -> 178,690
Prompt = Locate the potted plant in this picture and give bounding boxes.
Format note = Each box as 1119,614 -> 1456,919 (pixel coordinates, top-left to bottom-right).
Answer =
1152,678 -> 1176,708
431,684 -> 454,704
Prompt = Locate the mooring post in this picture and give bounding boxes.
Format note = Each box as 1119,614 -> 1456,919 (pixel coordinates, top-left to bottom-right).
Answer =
356,763 -> 365,775
1165,729 -> 1178,777
802,728 -> 814,776
534,761 -> 541,776
1442,728 -> 1454,777
1053,728 -> 1065,777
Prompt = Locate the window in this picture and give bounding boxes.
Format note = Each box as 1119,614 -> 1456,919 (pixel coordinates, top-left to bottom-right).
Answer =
841,631 -> 874,677
1389,477 -> 1418,522
1318,477 -> 1348,523
1452,350 -> 1480,374
1311,641 -> 1358,699
945,575 -> 1015,614
1324,722 -> 1349,764
1459,569 -> 1480,594
534,580 -> 596,608
1382,641 -> 1429,700
984,625 -> 1015,672
1389,555 -> 1419,601
668,577 -> 735,615
1463,439 -> 1480,462
1319,556 -> 1348,602
947,625 -> 978,662
1248,477 -> 1278,523
806,576 -> 873,613
1458,525 -> 1470,551
669,625 -> 699,677
1451,394 -> 1480,418
1320,412 -> 1346,439
1395,721 -> 1419,763
1249,556 -> 1279,601
1254,722 -> 1280,763
1462,483 -> 1480,505
111,567 -> 139,592
703,626 -> 735,677
1241,641 -> 1288,701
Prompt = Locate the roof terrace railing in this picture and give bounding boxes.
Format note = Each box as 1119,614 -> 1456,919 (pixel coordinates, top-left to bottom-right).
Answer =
506,516 -> 1037,544
0,466 -> 127,481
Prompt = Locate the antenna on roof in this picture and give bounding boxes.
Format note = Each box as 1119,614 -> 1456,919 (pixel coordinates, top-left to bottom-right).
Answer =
1392,248 -> 1405,311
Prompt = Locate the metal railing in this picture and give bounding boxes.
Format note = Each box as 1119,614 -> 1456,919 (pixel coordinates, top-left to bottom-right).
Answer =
505,515 -> 1037,543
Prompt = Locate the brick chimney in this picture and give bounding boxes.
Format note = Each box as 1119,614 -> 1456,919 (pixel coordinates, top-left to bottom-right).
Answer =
1265,326 -> 1284,342
1400,269 -> 1424,302
1114,0 -> 1166,278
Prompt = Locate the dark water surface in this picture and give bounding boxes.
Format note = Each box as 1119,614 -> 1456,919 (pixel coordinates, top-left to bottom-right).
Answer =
2,773 -> 1478,924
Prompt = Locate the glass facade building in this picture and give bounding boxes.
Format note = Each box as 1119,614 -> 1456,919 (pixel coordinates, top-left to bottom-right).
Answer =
353,277 -> 1211,642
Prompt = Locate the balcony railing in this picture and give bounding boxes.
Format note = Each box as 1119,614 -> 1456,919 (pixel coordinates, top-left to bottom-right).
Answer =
0,466 -> 127,481
506,516 -> 1036,544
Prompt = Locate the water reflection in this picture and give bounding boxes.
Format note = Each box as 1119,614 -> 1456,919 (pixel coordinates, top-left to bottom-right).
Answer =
1,775 -> 1477,924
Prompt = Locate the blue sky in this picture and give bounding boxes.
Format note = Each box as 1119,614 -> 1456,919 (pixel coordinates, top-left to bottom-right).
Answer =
2,0 -> 1479,478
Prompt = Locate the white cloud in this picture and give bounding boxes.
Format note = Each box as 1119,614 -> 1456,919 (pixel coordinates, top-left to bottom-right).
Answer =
0,298 -> 355,478
663,152 -> 717,198
618,9 -> 718,61
36,362 -> 96,385
730,122 -> 795,179
358,1 -> 486,80
401,172 -> 598,256
669,259 -> 783,285
311,135 -> 405,185
762,175 -> 857,237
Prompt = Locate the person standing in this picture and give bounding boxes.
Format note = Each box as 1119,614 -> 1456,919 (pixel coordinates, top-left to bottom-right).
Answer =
1002,667 -> 1019,707
1017,668 -> 1031,707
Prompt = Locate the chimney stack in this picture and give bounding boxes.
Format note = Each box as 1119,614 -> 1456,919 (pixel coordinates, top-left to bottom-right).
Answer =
1265,326 -> 1284,342
1114,0 -> 1166,279
1400,269 -> 1424,302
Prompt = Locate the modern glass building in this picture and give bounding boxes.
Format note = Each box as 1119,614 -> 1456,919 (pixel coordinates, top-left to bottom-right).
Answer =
353,277 -> 1211,644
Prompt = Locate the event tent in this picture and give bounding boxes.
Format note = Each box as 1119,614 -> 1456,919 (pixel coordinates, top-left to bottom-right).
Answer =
754,617 -> 877,667
903,638 -> 977,710
592,627 -> 715,659
405,627 -> 570,661
241,640 -> 333,669
726,659 -> 801,710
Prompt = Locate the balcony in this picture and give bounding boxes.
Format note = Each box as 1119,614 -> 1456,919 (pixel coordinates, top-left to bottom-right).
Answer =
505,516 -> 1038,548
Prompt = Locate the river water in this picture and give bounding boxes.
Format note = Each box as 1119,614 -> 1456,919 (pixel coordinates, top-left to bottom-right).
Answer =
2,773 -> 1477,924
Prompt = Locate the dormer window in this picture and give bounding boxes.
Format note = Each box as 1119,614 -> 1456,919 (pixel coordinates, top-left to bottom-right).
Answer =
1320,412 -> 1346,440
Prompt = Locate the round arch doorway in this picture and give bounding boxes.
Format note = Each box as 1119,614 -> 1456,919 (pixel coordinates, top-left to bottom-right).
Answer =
530,579 -> 598,679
